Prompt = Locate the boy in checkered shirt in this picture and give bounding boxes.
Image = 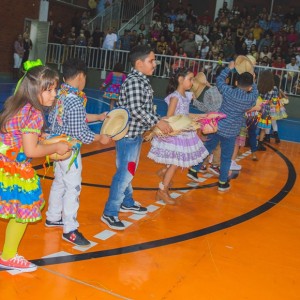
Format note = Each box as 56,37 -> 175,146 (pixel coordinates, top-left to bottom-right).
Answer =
101,45 -> 172,231
46,58 -> 109,246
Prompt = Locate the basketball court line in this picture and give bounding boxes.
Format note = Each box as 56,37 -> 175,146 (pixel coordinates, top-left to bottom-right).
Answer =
1,144 -> 294,274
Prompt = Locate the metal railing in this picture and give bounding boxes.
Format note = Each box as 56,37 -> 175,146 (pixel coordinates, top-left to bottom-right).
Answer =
46,43 -> 300,96
88,1 -> 122,33
54,0 -> 89,9
118,0 -> 154,36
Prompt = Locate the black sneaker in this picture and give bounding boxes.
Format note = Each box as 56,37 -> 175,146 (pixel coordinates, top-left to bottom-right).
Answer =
207,165 -> 220,176
218,181 -> 230,192
263,134 -> 271,143
257,142 -> 266,151
187,168 -> 201,182
101,214 -> 125,230
45,219 -> 64,227
62,230 -> 90,246
120,201 -> 147,215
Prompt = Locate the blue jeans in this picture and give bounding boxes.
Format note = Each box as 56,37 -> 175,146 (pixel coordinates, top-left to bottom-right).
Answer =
192,133 -> 236,183
103,135 -> 143,216
246,118 -> 258,153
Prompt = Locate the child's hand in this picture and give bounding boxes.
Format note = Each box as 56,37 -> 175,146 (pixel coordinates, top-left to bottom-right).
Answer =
40,132 -> 49,139
99,134 -> 112,145
55,142 -> 71,155
228,61 -> 235,69
156,119 -> 173,134
98,112 -> 108,121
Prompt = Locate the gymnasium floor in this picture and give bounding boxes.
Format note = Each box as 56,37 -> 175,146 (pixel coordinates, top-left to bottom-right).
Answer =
1,83 -> 300,299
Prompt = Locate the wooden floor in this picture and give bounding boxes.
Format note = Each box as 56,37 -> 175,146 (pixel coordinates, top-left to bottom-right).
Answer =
1,139 -> 300,300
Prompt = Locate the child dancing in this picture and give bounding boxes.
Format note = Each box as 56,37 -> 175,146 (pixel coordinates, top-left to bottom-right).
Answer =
257,70 -> 282,150
101,63 -> 126,110
46,58 -> 109,246
0,61 -> 69,272
148,68 -> 209,204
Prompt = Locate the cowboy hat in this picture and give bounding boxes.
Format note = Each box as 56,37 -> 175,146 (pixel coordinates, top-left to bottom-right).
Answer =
40,134 -> 81,161
100,108 -> 130,140
144,115 -> 201,140
235,55 -> 254,74
191,72 -> 210,98
246,54 -> 256,66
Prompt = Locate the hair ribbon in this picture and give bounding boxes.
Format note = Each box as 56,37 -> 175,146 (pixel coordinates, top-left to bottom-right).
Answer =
14,59 -> 43,95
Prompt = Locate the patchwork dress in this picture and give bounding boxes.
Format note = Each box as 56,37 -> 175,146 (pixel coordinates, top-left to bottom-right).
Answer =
103,72 -> 126,101
0,104 -> 45,223
257,87 -> 279,130
148,91 -> 208,168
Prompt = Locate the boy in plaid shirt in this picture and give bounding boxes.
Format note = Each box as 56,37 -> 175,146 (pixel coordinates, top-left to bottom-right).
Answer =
46,58 -> 109,246
101,45 -> 172,230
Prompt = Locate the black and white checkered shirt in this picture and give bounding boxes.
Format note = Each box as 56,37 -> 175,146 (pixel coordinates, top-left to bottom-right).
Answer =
117,69 -> 159,137
48,89 -> 95,144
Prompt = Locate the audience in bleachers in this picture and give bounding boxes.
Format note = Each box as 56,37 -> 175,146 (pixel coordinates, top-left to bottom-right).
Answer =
49,1 -> 300,92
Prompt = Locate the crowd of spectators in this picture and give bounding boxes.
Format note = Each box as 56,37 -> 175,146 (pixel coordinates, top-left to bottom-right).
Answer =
49,1 -> 300,92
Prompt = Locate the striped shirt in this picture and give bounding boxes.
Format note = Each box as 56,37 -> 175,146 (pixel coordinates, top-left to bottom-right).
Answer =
48,85 -> 95,144
117,69 -> 159,137
217,68 -> 258,137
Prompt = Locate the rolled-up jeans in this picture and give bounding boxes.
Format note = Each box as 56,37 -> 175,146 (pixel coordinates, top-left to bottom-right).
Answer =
103,135 -> 143,217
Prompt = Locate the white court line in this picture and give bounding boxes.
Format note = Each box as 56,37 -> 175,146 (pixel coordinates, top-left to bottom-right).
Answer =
73,241 -> 98,252
147,204 -> 160,212
122,220 -> 133,228
128,214 -> 147,221
42,251 -> 72,259
203,173 -> 213,178
94,230 -> 116,240
156,200 -> 166,205
170,192 -> 182,199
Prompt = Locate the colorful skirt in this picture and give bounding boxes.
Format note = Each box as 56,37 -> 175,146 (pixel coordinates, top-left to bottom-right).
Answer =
270,99 -> 288,120
0,154 -> 44,223
103,92 -> 119,100
147,131 -> 209,168
257,104 -> 272,130
103,84 -> 121,100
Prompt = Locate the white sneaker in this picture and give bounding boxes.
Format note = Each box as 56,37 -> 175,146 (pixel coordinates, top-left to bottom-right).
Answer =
230,160 -> 242,171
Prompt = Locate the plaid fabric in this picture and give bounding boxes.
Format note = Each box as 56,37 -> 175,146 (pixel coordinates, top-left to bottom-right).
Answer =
48,85 -> 95,144
217,68 -> 258,138
116,69 -> 159,137
0,103 -> 43,148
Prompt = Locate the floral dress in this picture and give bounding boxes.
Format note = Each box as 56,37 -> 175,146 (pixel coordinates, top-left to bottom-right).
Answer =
148,91 -> 208,168
0,103 -> 44,223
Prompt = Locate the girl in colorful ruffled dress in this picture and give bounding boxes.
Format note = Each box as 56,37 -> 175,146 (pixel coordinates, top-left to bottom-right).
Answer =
101,63 -> 126,110
256,70 -> 281,151
263,76 -> 288,144
0,62 -> 70,272
148,68 -> 208,204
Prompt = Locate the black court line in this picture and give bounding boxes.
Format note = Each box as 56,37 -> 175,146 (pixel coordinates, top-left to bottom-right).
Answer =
35,144 -> 239,191
0,143 -> 296,270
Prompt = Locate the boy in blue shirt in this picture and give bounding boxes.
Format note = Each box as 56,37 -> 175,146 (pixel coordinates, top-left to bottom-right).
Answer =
188,61 -> 258,191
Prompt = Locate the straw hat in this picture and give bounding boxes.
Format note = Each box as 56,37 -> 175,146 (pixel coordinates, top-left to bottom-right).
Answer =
246,54 -> 256,66
191,72 -> 210,98
235,55 -> 254,74
41,134 -> 80,160
144,115 -> 201,140
100,108 -> 130,141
